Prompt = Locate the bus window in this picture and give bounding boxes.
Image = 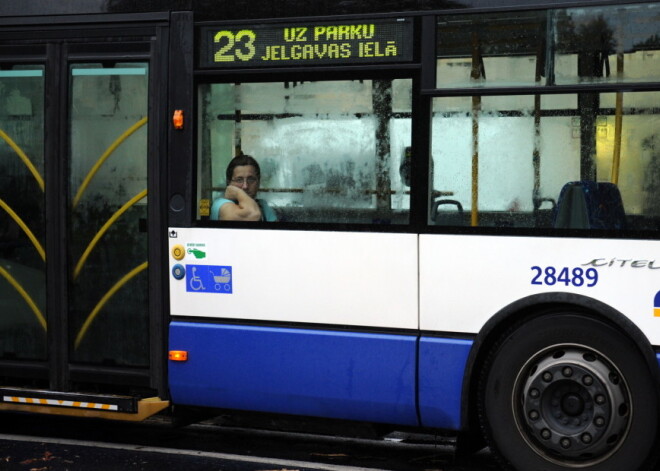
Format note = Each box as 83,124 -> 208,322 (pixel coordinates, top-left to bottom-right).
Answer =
431,94 -> 572,228
437,4 -> 660,89
197,79 -> 412,224
430,91 -> 660,230
432,3 -> 660,231
553,3 -> 660,86
436,11 -> 547,89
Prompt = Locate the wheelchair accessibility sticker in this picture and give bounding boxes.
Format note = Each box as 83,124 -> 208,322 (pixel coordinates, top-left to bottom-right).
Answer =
186,264 -> 232,294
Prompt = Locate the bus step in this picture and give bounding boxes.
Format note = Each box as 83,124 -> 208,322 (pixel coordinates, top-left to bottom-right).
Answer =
0,387 -> 169,420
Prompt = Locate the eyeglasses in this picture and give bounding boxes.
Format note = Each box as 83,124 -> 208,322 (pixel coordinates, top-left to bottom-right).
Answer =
231,177 -> 258,185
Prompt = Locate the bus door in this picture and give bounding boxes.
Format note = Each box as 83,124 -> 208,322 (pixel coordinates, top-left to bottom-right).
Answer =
0,29 -> 168,418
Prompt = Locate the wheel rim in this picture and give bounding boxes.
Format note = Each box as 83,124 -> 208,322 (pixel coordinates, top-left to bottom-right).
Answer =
513,345 -> 632,467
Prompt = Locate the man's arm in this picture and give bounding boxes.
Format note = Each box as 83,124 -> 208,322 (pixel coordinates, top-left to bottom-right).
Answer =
218,186 -> 262,221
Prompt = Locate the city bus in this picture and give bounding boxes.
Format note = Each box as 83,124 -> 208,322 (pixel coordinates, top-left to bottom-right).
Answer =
0,0 -> 659,469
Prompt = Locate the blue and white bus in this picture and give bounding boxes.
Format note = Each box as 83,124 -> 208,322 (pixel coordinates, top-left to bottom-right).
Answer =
0,0 -> 659,469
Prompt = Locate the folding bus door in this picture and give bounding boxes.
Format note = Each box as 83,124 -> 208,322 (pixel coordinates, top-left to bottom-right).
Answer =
0,30 -> 168,419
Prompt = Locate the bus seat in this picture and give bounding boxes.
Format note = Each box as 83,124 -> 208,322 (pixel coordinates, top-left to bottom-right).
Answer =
553,181 -> 626,229
432,199 -> 465,226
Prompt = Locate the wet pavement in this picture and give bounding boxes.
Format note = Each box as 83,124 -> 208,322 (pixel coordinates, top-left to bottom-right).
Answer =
0,438 -> 334,470
0,412 -> 500,471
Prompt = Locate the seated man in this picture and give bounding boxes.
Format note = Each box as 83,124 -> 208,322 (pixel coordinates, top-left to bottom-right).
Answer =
210,154 -> 277,221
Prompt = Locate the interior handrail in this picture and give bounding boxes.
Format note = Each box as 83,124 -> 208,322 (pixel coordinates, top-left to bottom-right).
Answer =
72,117 -> 147,208
0,264 -> 46,331
0,128 -> 44,192
74,261 -> 148,349
0,198 -> 45,262
73,189 -> 147,280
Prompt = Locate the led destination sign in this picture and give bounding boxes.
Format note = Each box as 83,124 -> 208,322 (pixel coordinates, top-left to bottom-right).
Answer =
200,18 -> 413,68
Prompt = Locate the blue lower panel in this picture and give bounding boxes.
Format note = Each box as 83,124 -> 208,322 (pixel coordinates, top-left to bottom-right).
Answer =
418,337 -> 473,430
169,321 -> 418,426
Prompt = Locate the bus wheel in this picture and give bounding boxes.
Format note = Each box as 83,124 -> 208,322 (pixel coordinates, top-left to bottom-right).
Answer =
478,313 -> 659,471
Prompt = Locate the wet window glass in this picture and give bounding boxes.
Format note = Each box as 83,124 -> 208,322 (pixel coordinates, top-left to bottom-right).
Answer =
436,3 -> 660,89
553,3 -> 660,85
68,63 -> 149,367
436,11 -> 547,88
430,92 -> 660,231
197,79 -> 412,224
0,66 -> 46,360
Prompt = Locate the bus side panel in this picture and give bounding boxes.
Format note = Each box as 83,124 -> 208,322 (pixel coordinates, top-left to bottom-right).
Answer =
420,234 -> 660,345
418,337 -> 472,429
169,321 -> 419,425
168,228 -> 418,331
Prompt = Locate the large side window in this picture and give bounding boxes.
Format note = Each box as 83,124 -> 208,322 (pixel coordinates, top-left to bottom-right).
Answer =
431,93 -> 660,230
197,79 -> 412,224
431,3 -> 660,232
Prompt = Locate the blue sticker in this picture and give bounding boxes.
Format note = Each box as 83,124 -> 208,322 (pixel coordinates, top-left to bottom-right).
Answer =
186,264 -> 232,294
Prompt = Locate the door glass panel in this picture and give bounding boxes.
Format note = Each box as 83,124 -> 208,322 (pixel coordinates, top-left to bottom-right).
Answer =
0,66 -> 46,360
68,63 -> 149,366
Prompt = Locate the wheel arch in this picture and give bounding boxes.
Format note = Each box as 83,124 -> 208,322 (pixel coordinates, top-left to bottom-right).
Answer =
459,292 -> 660,433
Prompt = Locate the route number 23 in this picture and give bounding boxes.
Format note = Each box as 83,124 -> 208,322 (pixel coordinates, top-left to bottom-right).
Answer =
214,30 -> 257,62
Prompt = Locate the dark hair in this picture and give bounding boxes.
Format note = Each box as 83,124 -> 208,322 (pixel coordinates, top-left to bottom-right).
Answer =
225,154 -> 261,184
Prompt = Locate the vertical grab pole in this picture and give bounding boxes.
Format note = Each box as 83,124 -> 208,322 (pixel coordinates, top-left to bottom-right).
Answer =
470,32 -> 484,227
611,53 -> 624,185
471,96 -> 480,227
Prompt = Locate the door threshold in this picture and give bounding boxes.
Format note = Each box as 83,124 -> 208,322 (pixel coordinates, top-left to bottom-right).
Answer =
0,387 -> 169,421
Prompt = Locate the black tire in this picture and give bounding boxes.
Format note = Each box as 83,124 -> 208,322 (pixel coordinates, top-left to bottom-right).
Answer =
478,313 -> 659,471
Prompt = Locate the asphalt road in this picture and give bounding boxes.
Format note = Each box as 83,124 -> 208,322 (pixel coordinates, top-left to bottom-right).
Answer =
0,412 -> 500,470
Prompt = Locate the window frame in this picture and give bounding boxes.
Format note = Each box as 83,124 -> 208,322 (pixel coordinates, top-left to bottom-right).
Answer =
193,66 -> 424,234
420,4 -> 660,240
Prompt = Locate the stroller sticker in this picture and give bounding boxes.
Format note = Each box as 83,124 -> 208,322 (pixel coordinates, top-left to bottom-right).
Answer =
186,264 -> 233,294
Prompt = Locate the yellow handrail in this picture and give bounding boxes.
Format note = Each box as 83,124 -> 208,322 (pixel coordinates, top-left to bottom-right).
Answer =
0,264 -> 46,331
611,92 -> 623,185
611,53 -> 624,185
73,189 -> 147,280
72,117 -> 147,208
74,261 -> 148,349
0,198 -> 45,262
0,128 -> 44,192
471,96 -> 480,227
470,32 -> 482,227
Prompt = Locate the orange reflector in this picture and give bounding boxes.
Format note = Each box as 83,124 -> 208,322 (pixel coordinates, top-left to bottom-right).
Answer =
172,110 -> 184,130
169,350 -> 188,361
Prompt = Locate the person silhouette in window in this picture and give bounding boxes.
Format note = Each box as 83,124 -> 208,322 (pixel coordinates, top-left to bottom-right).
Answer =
210,154 -> 277,221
